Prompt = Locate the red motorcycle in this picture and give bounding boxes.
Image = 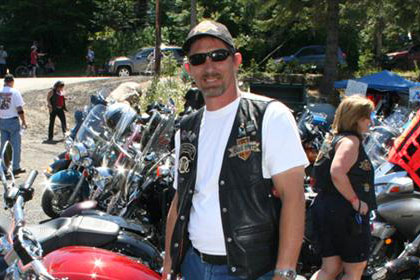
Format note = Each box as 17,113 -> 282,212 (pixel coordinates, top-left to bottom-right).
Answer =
0,141 -> 160,280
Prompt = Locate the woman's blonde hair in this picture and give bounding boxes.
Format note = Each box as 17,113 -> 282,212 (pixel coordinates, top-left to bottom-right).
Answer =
331,95 -> 374,136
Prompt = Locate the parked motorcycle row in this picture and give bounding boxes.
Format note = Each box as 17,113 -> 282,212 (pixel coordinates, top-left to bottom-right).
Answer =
0,87 -> 179,279
2,87 -> 420,279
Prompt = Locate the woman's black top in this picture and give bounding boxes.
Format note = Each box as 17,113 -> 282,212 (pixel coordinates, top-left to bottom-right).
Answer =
312,132 -> 377,210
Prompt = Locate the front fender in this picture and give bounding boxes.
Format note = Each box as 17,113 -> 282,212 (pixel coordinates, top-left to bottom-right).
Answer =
115,61 -> 133,71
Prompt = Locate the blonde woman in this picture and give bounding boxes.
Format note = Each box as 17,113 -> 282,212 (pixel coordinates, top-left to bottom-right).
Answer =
310,95 -> 376,280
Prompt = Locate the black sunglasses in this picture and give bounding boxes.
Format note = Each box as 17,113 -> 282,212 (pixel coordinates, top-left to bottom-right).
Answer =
188,49 -> 232,66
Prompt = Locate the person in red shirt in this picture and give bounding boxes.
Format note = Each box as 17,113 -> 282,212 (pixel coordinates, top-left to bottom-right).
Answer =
30,45 -> 46,77
46,81 -> 67,142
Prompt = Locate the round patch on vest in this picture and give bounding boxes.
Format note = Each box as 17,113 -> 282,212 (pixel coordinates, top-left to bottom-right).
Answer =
179,143 -> 196,174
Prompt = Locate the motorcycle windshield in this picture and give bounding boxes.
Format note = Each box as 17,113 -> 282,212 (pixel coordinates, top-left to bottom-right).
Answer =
90,87 -> 111,107
135,109 -> 176,174
75,104 -> 109,147
365,108 -> 411,170
113,103 -> 138,141
381,106 -> 411,133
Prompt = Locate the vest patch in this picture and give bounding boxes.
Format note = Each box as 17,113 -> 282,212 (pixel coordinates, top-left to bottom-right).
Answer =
228,136 -> 260,161
181,130 -> 197,142
179,143 -> 196,174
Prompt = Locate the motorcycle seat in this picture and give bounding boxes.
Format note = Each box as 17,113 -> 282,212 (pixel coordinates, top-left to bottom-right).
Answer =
26,215 -> 120,256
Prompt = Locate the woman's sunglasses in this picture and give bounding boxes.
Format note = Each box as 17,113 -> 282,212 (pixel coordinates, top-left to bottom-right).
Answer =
188,49 -> 232,66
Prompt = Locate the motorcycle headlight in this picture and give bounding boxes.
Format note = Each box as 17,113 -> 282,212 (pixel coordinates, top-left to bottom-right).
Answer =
70,143 -> 88,163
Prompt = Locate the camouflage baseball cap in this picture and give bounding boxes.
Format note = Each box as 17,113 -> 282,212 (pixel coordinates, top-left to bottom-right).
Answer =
183,20 -> 235,53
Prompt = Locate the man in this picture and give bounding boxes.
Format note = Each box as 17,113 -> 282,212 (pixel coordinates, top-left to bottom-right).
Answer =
163,20 -> 308,280
0,45 -> 7,77
30,45 -> 39,77
86,46 -> 95,76
0,74 -> 27,175
184,81 -> 204,111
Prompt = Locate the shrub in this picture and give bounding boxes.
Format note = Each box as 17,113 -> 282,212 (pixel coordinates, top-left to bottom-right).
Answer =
142,77 -> 189,114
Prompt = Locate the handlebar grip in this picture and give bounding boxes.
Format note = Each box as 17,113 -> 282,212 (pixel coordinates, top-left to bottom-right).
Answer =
22,170 -> 38,190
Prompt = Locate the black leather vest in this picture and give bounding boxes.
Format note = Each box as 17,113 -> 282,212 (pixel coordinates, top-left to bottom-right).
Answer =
170,95 -> 281,279
313,132 -> 376,209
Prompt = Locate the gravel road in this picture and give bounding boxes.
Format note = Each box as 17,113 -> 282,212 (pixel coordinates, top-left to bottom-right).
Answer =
14,76 -> 112,94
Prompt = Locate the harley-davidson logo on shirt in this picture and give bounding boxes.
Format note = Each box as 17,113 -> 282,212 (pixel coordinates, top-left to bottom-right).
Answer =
228,136 -> 260,161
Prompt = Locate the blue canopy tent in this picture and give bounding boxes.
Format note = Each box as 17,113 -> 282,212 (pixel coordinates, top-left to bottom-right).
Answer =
334,70 -> 420,94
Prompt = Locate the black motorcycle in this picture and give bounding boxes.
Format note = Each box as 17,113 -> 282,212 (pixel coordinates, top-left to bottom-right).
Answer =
0,141 -> 163,275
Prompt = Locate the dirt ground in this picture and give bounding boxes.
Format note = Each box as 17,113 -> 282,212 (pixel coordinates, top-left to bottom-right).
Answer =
1,76 -> 151,223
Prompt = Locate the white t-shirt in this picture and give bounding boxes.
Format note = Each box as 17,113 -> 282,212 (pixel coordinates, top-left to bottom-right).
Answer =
173,94 -> 308,255
0,86 -> 24,119
87,50 -> 95,62
0,50 -> 7,64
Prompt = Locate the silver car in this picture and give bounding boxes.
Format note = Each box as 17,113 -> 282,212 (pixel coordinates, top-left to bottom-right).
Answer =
107,46 -> 185,76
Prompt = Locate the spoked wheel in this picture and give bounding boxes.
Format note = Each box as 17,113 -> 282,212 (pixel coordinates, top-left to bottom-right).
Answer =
41,187 -> 65,218
14,66 -> 30,77
41,179 -> 88,218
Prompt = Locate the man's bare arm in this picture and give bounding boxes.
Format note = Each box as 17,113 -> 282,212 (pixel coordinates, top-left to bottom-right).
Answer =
272,165 -> 306,274
16,106 -> 27,128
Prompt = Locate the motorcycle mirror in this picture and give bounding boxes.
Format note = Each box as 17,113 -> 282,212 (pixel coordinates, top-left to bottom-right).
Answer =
2,141 -> 13,170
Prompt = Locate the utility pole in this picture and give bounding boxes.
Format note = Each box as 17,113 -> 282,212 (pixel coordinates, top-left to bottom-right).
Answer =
191,0 -> 197,28
154,0 -> 161,76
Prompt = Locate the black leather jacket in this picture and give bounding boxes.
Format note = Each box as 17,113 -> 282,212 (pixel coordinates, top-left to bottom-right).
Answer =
170,95 -> 281,279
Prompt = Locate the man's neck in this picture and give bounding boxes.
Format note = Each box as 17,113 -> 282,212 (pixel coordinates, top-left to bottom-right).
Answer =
205,87 -> 241,111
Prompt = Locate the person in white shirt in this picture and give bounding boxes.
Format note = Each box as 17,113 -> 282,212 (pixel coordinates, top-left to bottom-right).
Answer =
163,20 -> 308,280
0,74 -> 27,175
0,45 -> 7,77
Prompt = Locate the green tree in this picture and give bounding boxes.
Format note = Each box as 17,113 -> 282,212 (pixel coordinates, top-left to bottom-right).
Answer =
0,0 -> 97,62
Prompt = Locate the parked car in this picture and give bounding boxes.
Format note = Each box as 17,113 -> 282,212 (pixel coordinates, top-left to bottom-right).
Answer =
382,44 -> 420,70
274,45 -> 347,69
107,46 -> 185,76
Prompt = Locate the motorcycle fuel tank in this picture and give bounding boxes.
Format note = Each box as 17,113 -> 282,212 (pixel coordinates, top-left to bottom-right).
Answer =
378,193 -> 420,239
49,169 -> 82,190
43,246 -> 160,280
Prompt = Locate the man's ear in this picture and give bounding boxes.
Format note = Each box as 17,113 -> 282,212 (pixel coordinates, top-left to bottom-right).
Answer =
233,52 -> 242,69
184,62 -> 191,74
